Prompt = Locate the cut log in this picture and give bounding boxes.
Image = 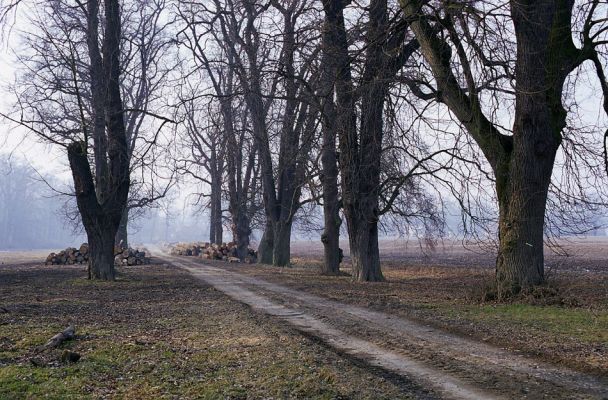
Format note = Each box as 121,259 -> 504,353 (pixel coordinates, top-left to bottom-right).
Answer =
42,325 -> 75,349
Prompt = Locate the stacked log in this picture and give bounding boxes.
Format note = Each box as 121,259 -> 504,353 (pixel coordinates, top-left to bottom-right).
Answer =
45,244 -> 89,265
46,243 -> 150,266
114,246 -> 150,266
169,242 -> 257,264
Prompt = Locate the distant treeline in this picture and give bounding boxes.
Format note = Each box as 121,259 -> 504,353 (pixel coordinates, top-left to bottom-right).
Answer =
0,155 -> 83,249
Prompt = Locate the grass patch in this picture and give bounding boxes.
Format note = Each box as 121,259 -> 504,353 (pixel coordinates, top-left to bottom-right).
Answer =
455,304 -> 608,343
0,263 -> 413,399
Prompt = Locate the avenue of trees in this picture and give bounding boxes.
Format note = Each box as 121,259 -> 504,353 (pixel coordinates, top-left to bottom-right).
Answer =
1,0 -> 607,298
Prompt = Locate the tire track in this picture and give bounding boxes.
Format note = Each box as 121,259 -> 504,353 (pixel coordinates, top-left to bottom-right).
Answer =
153,248 -> 608,399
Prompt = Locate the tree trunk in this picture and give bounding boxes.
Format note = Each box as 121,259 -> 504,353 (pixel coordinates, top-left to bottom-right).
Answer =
232,211 -> 251,260
209,210 -> 217,244
257,219 -> 274,264
209,187 -> 222,244
496,182 -> 549,296
346,202 -> 383,281
492,0 -> 566,297
68,142 -> 123,281
88,221 -> 116,280
319,0 -> 343,276
321,196 -> 341,274
399,0 -> 580,296
273,220 -> 292,267
115,207 -> 128,248
65,0 -> 129,282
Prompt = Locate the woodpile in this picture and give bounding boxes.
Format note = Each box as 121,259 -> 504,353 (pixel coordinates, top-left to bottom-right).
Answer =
114,245 -> 150,266
169,242 -> 257,263
45,243 -> 150,266
45,244 -> 90,265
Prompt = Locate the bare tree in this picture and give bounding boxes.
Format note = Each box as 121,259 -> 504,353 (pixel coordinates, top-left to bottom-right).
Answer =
399,0 -> 608,296
176,3 -> 262,255
71,0 -> 129,280
116,0 -> 177,248
3,0 -> 172,280
318,0 -> 343,275
319,0 -> 431,281
187,0 -> 320,266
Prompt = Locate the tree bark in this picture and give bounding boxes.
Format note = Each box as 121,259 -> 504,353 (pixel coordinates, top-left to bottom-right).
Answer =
68,142 -> 123,281
319,0 -> 343,275
494,0 -> 565,296
257,219 -> 274,265
115,207 -> 128,248
209,171 -> 223,244
399,0 -> 583,295
320,166 -> 341,274
231,211 -> 251,260
273,220 -> 293,267
348,218 -> 383,281
88,219 -> 117,280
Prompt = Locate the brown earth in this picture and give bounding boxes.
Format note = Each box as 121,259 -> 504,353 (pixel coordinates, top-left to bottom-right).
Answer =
0,261 -> 421,399
158,250 -> 607,400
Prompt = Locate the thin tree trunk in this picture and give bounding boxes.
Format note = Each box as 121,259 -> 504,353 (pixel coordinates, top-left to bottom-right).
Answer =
115,207 -> 128,248
214,214 -> 223,244
209,209 -> 216,244
209,175 -> 223,244
214,181 -> 223,244
320,187 -> 341,274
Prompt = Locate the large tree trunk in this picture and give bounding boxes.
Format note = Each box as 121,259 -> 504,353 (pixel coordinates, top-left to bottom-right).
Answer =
346,199 -> 383,281
68,142 -> 124,281
348,85 -> 386,281
496,179 -> 550,296
88,219 -> 117,280
272,220 -> 292,267
115,207 -> 128,248
257,219 -> 274,264
232,211 -> 251,260
399,0 -> 580,296
494,0 -> 564,296
67,0 -> 129,281
319,0 -> 342,276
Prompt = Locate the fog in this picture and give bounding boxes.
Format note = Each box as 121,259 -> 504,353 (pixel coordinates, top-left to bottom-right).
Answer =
0,153 -> 493,251
0,154 -> 81,249
0,153 -> 216,250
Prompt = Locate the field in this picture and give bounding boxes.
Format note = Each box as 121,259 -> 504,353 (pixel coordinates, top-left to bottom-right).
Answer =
0,238 -> 606,399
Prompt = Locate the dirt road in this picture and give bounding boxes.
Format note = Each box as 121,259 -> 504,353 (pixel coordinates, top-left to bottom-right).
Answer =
153,248 -> 608,400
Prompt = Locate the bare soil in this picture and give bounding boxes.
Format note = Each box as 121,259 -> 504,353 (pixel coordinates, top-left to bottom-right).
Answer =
0,261 -> 420,399
2,238 -> 606,399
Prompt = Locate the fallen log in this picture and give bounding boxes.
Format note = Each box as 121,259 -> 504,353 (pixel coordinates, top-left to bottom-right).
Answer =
42,325 -> 75,349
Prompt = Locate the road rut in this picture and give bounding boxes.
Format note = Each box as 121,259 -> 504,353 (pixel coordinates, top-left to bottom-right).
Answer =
153,249 -> 608,400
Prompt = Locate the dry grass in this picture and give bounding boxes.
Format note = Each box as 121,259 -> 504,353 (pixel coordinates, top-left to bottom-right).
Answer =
223,257 -> 608,376
0,262 -> 416,399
